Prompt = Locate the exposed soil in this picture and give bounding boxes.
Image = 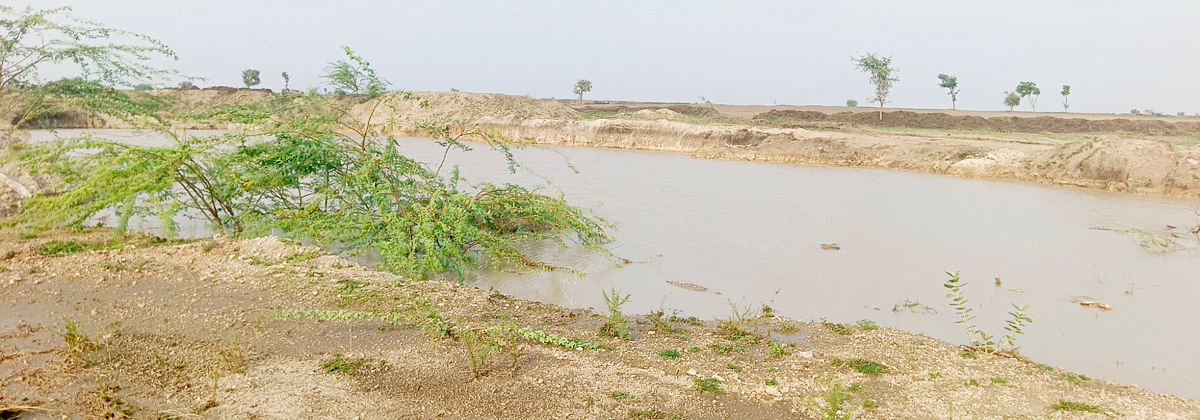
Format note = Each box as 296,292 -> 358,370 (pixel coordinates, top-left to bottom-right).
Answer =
1,228 -> 1198,419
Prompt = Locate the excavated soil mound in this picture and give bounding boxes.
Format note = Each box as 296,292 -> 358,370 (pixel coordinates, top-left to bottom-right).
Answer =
756,110 -> 1200,135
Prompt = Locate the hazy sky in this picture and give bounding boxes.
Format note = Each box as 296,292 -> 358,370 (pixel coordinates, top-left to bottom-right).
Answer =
14,0 -> 1200,114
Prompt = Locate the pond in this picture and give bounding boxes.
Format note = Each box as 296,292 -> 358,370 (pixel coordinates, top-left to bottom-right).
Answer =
28,129 -> 1200,399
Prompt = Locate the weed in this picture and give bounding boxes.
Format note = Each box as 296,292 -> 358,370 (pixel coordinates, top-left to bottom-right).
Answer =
1050,400 -> 1112,415
320,354 -> 369,375
648,311 -> 687,337
515,327 -> 604,349
847,383 -> 860,392
200,239 -> 219,252
217,341 -> 247,374
959,350 -> 978,359
1060,372 -> 1091,385
36,240 -> 86,256
707,343 -> 744,354
609,391 -> 633,400
667,315 -> 704,326
693,377 -> 723,394
818,382 -> 853,420
943,271 -> 1032,352
1036,363 -> 1054,371
769,342 -> 789,358
99,257 -> 150,272
627,408 -> 680,420
776,321 -> 800,333
658,349 -> 681,359
855,320 -> 878,330
929,372 -> 941,379
765,378 -> 779,386
822,321 -> 852,335
459,327 -> 496,378
62,318 -> 96,365
336,279 -> 365,291
26,266 -> 41,274
599,289 -> 631,339
94,381 -> 134,418
862,399 -> 877,408
848,359 -> 886,375
991,377 -> 1008,384
968,378 -> 979,386
769,367 -> 778,372
685,347 -> 700,353
716,301 -> 760,340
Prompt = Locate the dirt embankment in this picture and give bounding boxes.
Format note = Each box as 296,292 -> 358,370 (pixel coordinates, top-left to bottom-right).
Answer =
2,229 -> 1198,418
7,90 -> 1200,200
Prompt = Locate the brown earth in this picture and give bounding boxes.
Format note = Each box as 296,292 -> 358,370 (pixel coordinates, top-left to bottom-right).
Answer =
2,228 -> 1198,419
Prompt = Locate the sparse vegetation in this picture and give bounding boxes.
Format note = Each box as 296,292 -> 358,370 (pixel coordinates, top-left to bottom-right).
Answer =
693,377 -> 723,394
856,319 -> 878,330
320,353 -> 370,375
657,349 -> 681,359
609,391 -> 633,400
823,320 -> 852,335
62,318 -> 96,364
1050,400 -> 1112,415
848,359 -> 887,375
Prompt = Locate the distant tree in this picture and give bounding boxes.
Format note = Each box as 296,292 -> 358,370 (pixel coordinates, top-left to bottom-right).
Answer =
853,53 -> 898,120
241,69 -> 260,88
846,99 -> 858,107
1004,91 -> 1020,111
937,74 -> 959,110
1130,109 -> 1141,115
323,47 -> 388,96
281,71 -> 290,91
133,83 -> 153,91
1015,81 -> 1040,111
574,79 -> 592,102
1060,85 -> 1071,111
1178,112 -> 1186,117
178,81 -> 194,88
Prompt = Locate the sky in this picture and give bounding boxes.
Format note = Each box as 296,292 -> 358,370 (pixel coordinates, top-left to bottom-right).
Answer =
12,0 -> 1200,114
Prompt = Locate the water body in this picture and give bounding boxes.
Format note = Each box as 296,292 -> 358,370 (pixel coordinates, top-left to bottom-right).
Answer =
28,129 -> 1200,399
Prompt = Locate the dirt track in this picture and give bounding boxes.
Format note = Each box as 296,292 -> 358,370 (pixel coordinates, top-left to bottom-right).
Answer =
3,229 -> 1198,419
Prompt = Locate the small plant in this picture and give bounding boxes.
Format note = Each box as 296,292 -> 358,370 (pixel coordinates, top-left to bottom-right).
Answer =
693,377 -> 723,394
823,321 -> 852,336
648,311 -> 687,337
459,327 -> 495,379
716,301 -> 760,341
990,377 -> 1008,384
942,271 -> 1032,353
36,240 -> 86,256
862,399 -> 877,409
847,383 -> 860,392
685,347 -> 700,353
707,343 -> 744,354
819,382 -> 853,420
855,320 -> 878,330
62,318 -> 96,364
929,372 -> 941,379
599,289 -> 631,339
1060,372 -> 1091,385
609,391 -> 633,400
776,321 -> 800,333
1050,400 -> 1111,415
726,363 -> 742,372
658,349 -> 681,359
848,359 -> 886,375
765,378 -> 778,386
769,342 -> 789,358
959,350 -> 978,359
320,354 -> 368,375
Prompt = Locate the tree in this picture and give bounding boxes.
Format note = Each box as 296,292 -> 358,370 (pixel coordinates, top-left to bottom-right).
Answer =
846,99 -> 858,107
1060,85 -> 1071,111
937,74 -> 960,110
853,53 -> 898,120
281,72 -> 290,91
0,5 -> 177,130
179,81 -> 195,88
1015,81 -> 1040,112
323,47 -> 387,96
6,47 -> 612,282
241,69 -> 261,88
133,84 -> 154,91
1004,91 -> 1020,111
573,79 -> 592,102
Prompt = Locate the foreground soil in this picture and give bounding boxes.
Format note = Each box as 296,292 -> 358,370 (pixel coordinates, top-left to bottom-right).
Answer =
2,229 -> 1198,419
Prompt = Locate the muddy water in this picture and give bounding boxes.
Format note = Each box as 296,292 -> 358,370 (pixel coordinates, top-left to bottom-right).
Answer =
28,130 -> 1200,399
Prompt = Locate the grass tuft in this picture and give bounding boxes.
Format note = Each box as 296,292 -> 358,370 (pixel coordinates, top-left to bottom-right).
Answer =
848,359 -> 887,375
320,354 -> 369,375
